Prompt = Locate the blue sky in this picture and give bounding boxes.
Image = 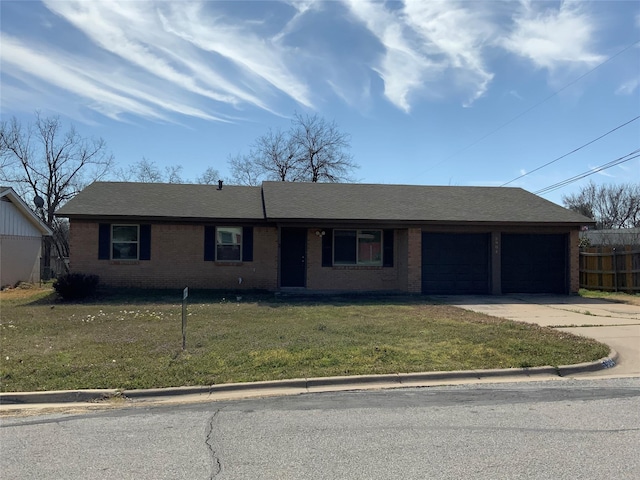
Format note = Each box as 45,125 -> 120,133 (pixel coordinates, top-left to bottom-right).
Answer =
1,0 -> 639,205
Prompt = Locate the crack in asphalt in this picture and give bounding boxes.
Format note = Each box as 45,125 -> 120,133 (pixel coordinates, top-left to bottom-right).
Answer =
205,410 -> 223,479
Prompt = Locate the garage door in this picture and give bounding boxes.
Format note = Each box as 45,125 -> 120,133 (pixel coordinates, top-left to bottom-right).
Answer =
422,233 -> 490,294
501,234 -> 567,294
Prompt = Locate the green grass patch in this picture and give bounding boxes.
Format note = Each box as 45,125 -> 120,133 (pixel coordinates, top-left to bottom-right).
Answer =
0,287 -> 610,392
579,289 -> 640,306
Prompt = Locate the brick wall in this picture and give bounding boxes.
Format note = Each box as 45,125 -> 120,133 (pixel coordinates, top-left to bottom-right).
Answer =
305,229 -> 409,292
407,228 -> 422,293
69,220 -> 581,294
69,221 -> 278,290
569,229 -> 580,294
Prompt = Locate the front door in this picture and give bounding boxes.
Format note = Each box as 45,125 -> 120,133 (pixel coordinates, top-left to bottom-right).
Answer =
280,228 -> 306,287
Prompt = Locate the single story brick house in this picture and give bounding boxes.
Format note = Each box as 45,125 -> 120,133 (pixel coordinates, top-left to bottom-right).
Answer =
55,181 -> 594,294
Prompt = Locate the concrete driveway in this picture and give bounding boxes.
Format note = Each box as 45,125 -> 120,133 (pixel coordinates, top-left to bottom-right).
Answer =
434,294 -> 640,378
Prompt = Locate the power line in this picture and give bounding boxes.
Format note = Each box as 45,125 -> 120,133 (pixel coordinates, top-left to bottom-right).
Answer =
534,148 -> 640,195
501,116 -> 640,186
422,38 -> 640,175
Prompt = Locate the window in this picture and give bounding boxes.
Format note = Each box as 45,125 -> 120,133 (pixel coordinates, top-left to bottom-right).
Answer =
99,224 -> 150,261
112,225 -> 139,260
334,229 -> 382,266
216,226 -> 242,261
204,226 -> 253,262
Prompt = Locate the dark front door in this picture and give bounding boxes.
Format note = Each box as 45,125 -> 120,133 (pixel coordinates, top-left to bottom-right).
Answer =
281,228 -> 306,287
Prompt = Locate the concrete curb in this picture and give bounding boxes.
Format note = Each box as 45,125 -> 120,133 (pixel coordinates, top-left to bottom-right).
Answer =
0,350 -> 619,406
0,389 -> 117,405
557,349 -> 619,377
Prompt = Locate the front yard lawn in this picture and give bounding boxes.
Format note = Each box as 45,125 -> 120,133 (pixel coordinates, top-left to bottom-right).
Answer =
0,286 -> 610,392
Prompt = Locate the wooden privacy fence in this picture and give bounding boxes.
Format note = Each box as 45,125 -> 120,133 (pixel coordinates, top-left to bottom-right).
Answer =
580,246 -> 640,293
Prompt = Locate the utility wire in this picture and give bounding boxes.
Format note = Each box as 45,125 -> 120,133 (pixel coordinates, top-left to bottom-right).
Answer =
501,116 -> 640,186
534,148 -> 640,195
422,38 -> 640,175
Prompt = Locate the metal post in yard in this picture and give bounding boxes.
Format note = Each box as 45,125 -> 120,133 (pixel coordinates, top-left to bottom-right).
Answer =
182,287 -> 188,351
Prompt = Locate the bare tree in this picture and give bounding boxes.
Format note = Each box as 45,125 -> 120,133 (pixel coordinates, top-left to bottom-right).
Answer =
164,164 -> 183,184
252,128 -> 302,181
228,113 -> 358,184
228,153 -> 263,186
196,166 -> 222,185
118,158 -> 225,185
115,157 -> 163,182
291,113 -> 358,182
563,181 -> 640,229
0,113 -> 114,274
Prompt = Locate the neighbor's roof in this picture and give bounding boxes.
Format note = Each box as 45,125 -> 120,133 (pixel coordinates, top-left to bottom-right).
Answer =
55,182 -> 265,221
261,182 -> 594,225
581,227 -> 640,246
1,186 -> 53,235
56,181 -> 594,225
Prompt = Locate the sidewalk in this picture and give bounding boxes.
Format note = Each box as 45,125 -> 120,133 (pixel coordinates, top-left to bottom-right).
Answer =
1,294 -> 635,413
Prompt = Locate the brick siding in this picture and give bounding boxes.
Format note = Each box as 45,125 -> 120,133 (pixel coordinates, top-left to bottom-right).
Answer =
69,221 -> 582,294
306,229 -> 408,292
569,229 -> 580,294
69,221 -> 278,290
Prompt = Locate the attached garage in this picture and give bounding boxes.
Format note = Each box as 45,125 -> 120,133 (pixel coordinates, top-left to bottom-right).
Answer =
501,234 -> 568,294
58,182 -> 592,294
422,233 -> 490,294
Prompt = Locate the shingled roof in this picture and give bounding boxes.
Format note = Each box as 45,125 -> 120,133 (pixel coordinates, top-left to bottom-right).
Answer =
56,181 -> 593,226
56,182 -> 264,221
261,182 -> 593,225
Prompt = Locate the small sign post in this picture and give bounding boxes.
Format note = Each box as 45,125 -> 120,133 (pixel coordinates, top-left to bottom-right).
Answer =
182,287 -> 188,351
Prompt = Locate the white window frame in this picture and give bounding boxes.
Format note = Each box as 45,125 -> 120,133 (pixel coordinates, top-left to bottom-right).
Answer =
111,224 -> 139,260
215,226 -> 243,262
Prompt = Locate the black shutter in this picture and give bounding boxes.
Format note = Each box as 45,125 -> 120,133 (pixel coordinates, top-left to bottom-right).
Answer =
139,224 -> 151,260
322,228 -> 333,267
204,226 -> 215,261
383,229 -> 394,267
98,224 -> 110,260
242,227 -> 253,262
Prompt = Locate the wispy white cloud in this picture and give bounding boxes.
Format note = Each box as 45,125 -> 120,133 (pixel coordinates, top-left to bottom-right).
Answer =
43,1 -> 251,105
342,0 -> 494,111
2,0 -> 314,122
157,2 -> 312,108
402,0 -> 494,107
0,0 -> 618,123
591,166 -> 616,178
507,90 -> 524,100
615,78 -> 639,95
502,1 -> 605,73
275,0 -> 322,42
0,33 -> 223,122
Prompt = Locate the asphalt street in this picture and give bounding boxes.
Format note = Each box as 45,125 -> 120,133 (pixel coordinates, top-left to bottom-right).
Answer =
2,377 -> 639,480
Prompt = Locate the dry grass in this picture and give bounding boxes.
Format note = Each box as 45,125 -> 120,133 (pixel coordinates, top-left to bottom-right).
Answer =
0,286 -> 609,392
579,289 -> 640,306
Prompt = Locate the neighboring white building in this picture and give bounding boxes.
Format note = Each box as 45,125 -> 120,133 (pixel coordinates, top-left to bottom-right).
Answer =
1,187 -> 53,287
581,227 -> 640,246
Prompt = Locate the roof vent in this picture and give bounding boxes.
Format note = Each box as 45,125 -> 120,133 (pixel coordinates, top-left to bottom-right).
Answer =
217,180 -> 223,190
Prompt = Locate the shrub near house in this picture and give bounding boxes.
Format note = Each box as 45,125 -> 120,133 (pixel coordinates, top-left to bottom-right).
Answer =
53,273 -> 99,300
